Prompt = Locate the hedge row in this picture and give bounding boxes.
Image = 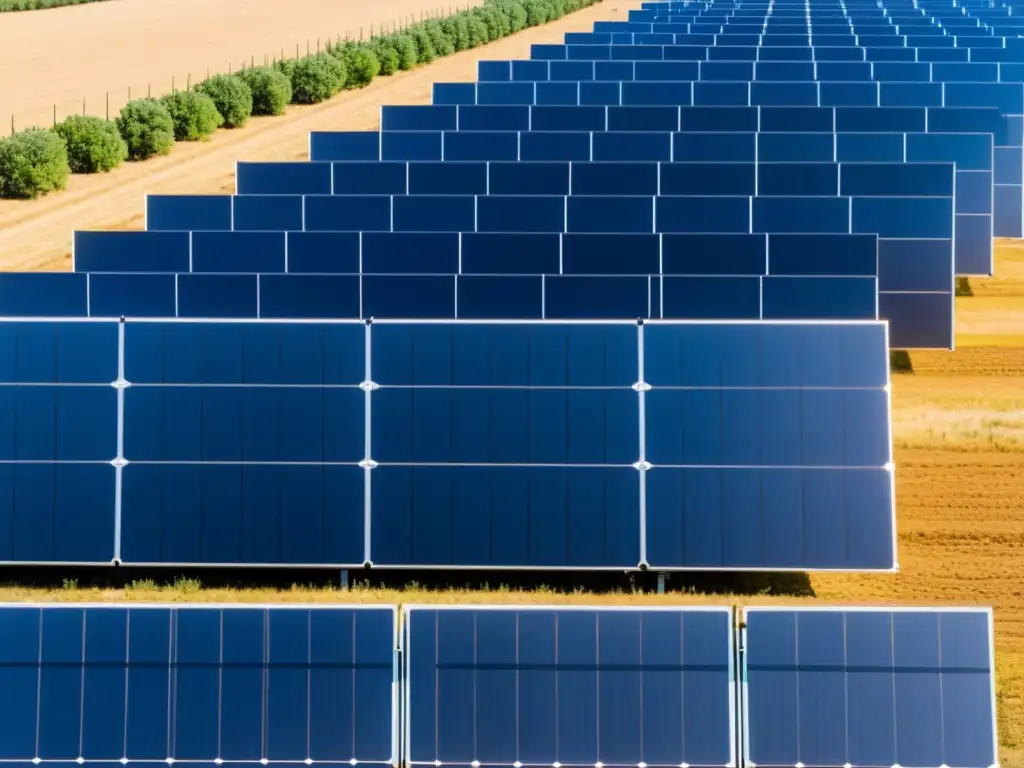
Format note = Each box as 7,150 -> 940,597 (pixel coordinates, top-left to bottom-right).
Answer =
0,0 -> 603,199
0,0 -> 108,11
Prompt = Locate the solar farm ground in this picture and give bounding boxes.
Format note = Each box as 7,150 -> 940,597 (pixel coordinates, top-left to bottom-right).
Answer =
0,0 -> 1020,763
0,0 -> 485,133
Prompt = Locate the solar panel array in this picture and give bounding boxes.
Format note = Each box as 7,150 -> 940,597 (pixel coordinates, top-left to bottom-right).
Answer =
0,604 -> 998,768
0,318 -> 894,570
9,0 -> 1024,572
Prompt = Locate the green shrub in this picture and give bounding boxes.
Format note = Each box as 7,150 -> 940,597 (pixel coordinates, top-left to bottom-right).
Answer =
475,5 -> 510,39
196,74 -> 253,128
370,40 -> 401,76
522,0 -> 550,26
115,98 -> 175,160
424,20 -> 455,57
161,90 -> 223,141
493,0 -> 528,33
290,54 -> 347,104
273,58 -> 297,79
408,28 -> 435,64
440,16 -> 470,51
466,16 -> 490,47
0,128 -> 69,199
392,34 -> 418,70
240,67 -> 292,115
342,46 -> 381,87
53,115 -> 126,173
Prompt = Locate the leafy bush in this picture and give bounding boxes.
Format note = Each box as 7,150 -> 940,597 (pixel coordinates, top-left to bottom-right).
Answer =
423,20 -> 455,57
196,74 -> 253,128
273,58 -> 297,79
370,41 -> 400,76
161,90 -> 222,141
240,67 -> 292,115
289,54 -> 347,104
408,28 -> 436,64
440,16 -> 470,51
53,115 -> 126,173
342,46 -> 381,87
0,129 -> 69,199
492,0 -> 528,33
523,0 -> 551,26
475,5 -> 510,39
115,98 -> 175,160
466,16 -> 490,47
392,34 -> 418,70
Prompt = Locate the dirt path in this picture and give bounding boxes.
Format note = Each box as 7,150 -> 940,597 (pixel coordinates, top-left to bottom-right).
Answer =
0,0 -> 630,272
0,0 -> 483,131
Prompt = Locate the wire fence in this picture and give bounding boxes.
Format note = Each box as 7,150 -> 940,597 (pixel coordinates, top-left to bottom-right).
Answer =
6,1 -> 478,134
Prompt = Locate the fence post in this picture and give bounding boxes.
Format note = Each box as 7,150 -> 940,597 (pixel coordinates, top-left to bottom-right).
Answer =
186,73 -> 192,90
296,42 -> 300,58
148,83 -> 151,98
360,26 -> 363,40
82,98 -> 86,117
172,75 -> 175,92
53,105 -> 56,127
105,92 -> 109,120
10,115 -> 14,136
128,85 -> 131,101
306,40 -> 310,55
316,37 -> 320,52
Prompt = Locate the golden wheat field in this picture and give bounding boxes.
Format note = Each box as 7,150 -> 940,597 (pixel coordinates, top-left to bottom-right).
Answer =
0,0 -> 1020,763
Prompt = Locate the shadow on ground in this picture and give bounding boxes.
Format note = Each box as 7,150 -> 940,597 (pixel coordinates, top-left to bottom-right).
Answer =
0,565 -> 816,598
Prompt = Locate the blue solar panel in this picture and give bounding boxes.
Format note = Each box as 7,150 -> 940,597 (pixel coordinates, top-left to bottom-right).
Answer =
0,320 -> 118,564
403,606 -> 735,768
643,321 -> 894,570
0,604 -> 398,764
0,318 -> 883,570
743,607 -> 997,768
120,319 -> 366,566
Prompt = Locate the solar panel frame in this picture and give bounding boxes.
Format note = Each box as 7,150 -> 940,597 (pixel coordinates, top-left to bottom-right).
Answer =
400,604 -> 738,768
0,602 -> 400,766
739,605 -> 999,768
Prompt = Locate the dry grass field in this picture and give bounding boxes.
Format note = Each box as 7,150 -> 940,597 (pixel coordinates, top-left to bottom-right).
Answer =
0,0 -> 483,131
0,0 -> 1020,763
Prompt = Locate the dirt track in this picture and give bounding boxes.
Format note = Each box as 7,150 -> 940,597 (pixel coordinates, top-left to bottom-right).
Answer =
0,1 -> 629,272
0,0 -> 483,132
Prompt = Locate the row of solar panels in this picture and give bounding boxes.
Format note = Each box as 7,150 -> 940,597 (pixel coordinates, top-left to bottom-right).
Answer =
0,318 -> 894,571
0,604 -> 997,768
484,57 -> 1024,77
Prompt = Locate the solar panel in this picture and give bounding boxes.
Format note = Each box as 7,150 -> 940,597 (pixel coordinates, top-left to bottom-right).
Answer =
0,320 -> 118,564
0,604 -> 398,765
0,317 -> 895,570
403,605 -> 735,768
742,607 -> 998,768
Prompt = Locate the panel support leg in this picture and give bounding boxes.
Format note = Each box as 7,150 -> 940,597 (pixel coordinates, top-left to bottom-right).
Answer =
657,572 -> 668,595
339,569 -> 350,591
